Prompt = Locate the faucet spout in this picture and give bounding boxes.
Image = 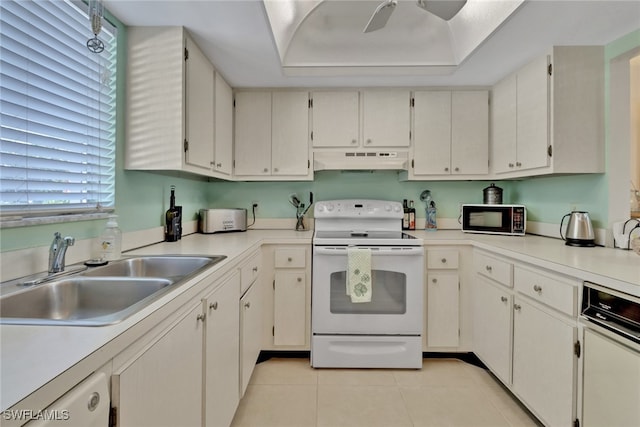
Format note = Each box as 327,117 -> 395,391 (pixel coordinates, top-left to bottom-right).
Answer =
49,232 -> 75,273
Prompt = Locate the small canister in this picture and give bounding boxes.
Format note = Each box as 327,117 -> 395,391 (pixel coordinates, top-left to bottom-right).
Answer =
483,183 -> 503,204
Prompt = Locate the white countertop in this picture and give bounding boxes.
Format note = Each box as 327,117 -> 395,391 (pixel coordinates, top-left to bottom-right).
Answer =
1,228 -> 638,413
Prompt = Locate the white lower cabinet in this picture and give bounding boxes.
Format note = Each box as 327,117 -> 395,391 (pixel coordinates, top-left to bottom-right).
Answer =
112,301 -> 204,427
472,250 -> 579,427
426,249 -> 460,348
512,297 -> 576,427
473,275 -> 512,385
240,278 -> 263,396
112,271 -> 241,427
204,273 -> 240,427
274,270 -> 307,346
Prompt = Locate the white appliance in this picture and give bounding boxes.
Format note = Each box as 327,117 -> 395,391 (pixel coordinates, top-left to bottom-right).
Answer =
580,282 -> 640,426
311,199 -> 424,369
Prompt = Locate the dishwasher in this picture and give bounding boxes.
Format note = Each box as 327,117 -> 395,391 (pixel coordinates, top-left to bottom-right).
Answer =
580,282 -> 640,427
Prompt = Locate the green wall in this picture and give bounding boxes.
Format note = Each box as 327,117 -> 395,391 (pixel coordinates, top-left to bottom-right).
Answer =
1,17 -> 639,253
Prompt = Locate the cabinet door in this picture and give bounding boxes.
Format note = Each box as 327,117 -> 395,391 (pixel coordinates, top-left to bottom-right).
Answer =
184,35 -> 214,173
311,91 -> 360,147
274,270 -> 307,346
113,303 -> 203,427
451,91 -> 488,175
240,281 -> 263,396
204,273 -> 240,427
412,91 -> 452,175
362,91 -> 411,147
234,92 -> 272,176
516,54 -> 550,171
512,297 -> 576,427
272,91 -> 310,176
427,273 -> 459,347
213,72 -> 233,176
491,74 -> 517,174
473,276 -> 512,385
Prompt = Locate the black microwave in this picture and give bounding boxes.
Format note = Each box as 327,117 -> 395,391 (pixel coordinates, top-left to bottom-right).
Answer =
461,204 -> 526,236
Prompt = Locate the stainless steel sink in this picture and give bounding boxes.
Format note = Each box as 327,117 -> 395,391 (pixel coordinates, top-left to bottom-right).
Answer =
80,255 -> 224,281
0,255 -> 226,326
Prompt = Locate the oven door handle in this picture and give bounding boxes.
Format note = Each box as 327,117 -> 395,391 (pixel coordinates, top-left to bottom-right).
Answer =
314,247 -> 424,256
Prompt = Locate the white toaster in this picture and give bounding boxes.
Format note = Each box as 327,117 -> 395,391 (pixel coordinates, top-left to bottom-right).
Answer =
198,209 -> 247,233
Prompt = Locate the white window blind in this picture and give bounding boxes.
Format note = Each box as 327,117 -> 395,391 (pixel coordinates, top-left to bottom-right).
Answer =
0,0 -> 117,218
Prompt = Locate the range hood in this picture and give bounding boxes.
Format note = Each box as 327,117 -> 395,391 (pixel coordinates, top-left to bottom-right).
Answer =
313,151 -> 409,171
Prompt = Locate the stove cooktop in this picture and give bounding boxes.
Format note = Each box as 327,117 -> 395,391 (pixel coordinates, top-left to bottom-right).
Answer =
313,230 -> 422,246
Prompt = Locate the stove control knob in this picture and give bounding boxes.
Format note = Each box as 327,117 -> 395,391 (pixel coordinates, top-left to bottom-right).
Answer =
384,204 -> 392,212
393,205 -> 402,213
316,204 -> 324,213
326,203 -> 335,212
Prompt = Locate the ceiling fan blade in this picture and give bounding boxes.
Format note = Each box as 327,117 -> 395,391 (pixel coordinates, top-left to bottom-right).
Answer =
415,0 -> 467,21
363,0 -> 398,33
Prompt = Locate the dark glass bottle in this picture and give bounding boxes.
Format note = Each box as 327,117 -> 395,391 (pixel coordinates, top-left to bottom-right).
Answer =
409,200 -> 416,230
402,199 -> 409,230
165,185 -> 179,242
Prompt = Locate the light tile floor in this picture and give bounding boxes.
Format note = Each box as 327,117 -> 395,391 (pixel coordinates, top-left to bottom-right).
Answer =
231,357 -> 541,427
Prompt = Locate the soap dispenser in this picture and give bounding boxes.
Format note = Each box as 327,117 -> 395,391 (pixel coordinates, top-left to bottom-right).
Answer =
99,215 -> 122,261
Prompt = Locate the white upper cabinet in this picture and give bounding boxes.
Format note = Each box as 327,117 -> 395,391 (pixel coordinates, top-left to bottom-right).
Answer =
311,91 -> 360,147
362,90 -> 411,147
234,91 -> 312,180
408,90 -> 488,179
311,90 -> 410,148
125,27 -> 233,180
213,72 -> 233,177
490,46 -> 604,178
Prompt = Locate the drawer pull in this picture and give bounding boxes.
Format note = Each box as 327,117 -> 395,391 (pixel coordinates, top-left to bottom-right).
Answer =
197,313 -> 206,322
297,277 -> 302,282
533,285 -> 543,294
252,266 -> 258,272
500,296 -> 508,303
432,278 -> 438,283
514,304 -> 521,311
441,258 -> 447,264
485,265 -> 492,272
287,257 -> 293,262
209,301 -> 218,310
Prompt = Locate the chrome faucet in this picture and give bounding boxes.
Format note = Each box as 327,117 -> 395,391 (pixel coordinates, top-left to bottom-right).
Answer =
48,232 -> 75,273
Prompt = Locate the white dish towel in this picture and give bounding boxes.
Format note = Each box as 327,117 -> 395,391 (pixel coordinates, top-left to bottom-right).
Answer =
347,247 -> 372,303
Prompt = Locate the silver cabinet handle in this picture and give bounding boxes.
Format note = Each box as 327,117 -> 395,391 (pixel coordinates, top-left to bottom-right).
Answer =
263,168 -> 268,173
197,313 -> 206,321
87,392 -> 100,412
441,258 -> 447,264
297,277 -> 302,282
485,265 -> 492,272
454,167 -> 459,172
351,139 -> 357,144
244,302 -> 251,309
209,301 -> 218,310
288,257 -> 292,262
533,285 -> 542,294
444,167 -> 449,172
500,296 -> 508,303
366,139 -> 372,144
514,304 -> 521,311
432,278 -> 438,283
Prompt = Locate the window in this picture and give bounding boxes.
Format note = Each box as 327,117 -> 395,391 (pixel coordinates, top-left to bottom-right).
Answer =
0,0 -> 117,220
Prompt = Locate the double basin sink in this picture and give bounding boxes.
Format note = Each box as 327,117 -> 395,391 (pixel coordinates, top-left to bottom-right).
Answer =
0,255 -> 226,326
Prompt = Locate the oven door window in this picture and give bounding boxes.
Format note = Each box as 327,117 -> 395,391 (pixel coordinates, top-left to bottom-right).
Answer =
329,270 -> 407,314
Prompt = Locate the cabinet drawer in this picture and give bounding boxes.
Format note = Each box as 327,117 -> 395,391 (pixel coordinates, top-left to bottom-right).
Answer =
275,248 -> 306,268
240,250 -> 261,295
474,252 -> 513,287
427,250 -> 459,269
514,266 -> 578,316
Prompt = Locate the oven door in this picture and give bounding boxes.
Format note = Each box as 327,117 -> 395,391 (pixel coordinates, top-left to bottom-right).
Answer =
312,245 -> 424,335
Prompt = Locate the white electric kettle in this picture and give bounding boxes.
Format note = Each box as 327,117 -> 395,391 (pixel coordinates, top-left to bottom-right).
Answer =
560,211 -> 595,247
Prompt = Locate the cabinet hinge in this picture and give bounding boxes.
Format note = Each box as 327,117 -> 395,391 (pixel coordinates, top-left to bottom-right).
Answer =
548,63 -> 553,76
574,418 -> 580,427
183,139 -> 189,153
109,406 -> 117,427
273,279 -> 275,290
574,340 -> 581,358
272,326 -> 275,336
410,97 -> 415,107
411,159 -> 414,169
310,131 -> 314,141
184,47 -> 189,61
233,98 -> 236,108
547,145 -> 553,157
309,98 -> 313,108
308,159 -> 310,169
